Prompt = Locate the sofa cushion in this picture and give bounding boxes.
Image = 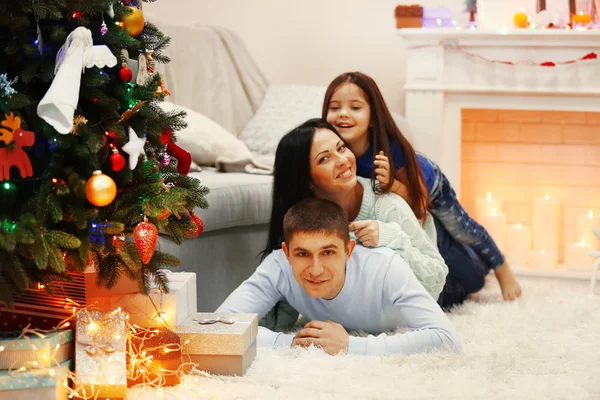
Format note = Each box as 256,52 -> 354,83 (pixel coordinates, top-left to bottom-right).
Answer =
239,84 -> 326,155
190,168 -> 273,232
160,102 -> 253,167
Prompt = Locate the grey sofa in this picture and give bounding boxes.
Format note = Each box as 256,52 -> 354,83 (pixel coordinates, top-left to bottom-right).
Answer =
154,23 -> 274,311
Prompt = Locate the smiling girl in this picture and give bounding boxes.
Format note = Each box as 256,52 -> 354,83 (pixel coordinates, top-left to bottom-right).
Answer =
323,72 -> 521,306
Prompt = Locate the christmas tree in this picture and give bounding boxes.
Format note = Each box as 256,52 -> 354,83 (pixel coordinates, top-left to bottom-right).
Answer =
0,0 -> 208,306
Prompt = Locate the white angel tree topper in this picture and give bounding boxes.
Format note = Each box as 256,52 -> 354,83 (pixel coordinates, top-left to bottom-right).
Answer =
37,27 -> 117,134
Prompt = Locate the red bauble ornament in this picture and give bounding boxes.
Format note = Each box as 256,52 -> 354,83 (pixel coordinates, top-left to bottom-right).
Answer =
134,218 -> 158,264
185,212 -> 204,238
119,64 -> 133,82
110,149 -> 126,172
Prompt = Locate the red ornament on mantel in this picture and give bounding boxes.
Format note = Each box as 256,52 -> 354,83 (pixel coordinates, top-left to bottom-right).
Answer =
119,63 -> 133,82
110,148 -> 126,172
134,217 -> 158,264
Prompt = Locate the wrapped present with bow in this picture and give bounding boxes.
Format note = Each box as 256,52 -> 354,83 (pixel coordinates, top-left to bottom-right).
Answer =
87,270 -> 197,329
75,310 -> 126,399
177,312 -> 258,376
0,359 -> 72,400
0,329 -> 73,370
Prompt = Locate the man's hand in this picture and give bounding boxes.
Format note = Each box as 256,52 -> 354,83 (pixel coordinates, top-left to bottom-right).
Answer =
292,320 -> 349,355
349,220 -> 379,247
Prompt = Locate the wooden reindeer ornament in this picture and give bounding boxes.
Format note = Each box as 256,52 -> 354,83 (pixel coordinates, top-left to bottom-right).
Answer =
0,113 -> 36,181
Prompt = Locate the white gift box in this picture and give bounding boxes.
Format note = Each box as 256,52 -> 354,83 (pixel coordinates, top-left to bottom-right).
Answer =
87,270 -> 197,328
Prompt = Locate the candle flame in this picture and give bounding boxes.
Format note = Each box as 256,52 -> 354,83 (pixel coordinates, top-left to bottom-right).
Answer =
579,238 -> 586,247
541,249 -> 546,254
516,222 -> 522,230
544,194 -> 550,200
486,191 -> 492,201
490,208 -> 497,216
588,210 -> 593,218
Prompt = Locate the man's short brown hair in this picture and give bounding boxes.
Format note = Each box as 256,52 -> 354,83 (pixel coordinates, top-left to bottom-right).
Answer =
283,198 -> 350,245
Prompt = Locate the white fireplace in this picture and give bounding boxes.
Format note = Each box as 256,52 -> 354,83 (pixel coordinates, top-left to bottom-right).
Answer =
396,28 -> 600,279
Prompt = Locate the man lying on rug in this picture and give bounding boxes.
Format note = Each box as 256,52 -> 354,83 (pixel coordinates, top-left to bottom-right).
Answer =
217,197 -> 461,356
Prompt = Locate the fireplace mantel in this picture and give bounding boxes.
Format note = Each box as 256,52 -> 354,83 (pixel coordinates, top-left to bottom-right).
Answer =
396,28 -> 600,47
395,28 -> 600,194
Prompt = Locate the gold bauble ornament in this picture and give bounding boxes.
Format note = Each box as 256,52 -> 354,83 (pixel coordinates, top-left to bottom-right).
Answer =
121,6 -> 145,37
86,170 -> 117,207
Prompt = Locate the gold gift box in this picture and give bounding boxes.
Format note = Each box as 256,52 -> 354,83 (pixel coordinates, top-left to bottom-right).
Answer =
177,312 -> 258,376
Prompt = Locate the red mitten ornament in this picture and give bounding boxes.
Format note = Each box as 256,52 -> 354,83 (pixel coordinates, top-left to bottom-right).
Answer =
134,217 -> 158,264
159,127 -> 192,175
110,148 -> 126,172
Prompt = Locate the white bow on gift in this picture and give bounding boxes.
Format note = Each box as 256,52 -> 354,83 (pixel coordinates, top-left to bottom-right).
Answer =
77,332 -> 122,357
37,27 -> 117,134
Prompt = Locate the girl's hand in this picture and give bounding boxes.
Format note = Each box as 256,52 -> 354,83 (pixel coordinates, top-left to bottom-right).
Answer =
374,151 -> 391,187
349,220 -> 379,247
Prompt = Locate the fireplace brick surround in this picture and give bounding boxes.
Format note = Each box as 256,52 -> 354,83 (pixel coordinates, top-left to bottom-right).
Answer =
460,109 -> 600,254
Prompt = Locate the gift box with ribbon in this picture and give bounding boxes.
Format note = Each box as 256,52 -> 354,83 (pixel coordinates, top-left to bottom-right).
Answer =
84,267 -> 139,298
76,310 -> 127,399
0,359 -> 72,400
87,270 -> 197,328
177,312 -> 258,376
0,330 -> 73,370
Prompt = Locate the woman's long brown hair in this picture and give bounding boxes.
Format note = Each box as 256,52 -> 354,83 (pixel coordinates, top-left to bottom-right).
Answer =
322,72 -> 429,223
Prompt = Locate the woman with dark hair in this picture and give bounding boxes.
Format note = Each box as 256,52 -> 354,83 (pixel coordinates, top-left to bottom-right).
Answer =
261,118 -> 448,329
322,71 -> 521,305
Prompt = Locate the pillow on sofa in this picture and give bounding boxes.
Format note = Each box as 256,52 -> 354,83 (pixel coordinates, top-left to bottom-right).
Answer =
160,101 -> 252,167
238,84 -> 416,155
238,84 -> 326,155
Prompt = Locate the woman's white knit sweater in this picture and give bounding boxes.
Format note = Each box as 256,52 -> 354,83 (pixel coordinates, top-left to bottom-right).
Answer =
353,177 -> 448,298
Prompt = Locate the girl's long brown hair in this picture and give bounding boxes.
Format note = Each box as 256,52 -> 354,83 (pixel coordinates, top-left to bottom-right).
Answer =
322,72 -> 429,223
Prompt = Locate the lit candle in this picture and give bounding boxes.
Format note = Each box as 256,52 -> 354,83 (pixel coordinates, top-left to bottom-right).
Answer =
532,194 -> 560,251
478,207 -> 507,253
506,223 -> 532,266
576,210 -> 600,249
475,191 -> 504,221
529,249 -> 558,269
564,238 -> 594,271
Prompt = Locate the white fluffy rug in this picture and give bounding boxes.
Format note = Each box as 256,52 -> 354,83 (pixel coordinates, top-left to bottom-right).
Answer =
130,278 -> 600,400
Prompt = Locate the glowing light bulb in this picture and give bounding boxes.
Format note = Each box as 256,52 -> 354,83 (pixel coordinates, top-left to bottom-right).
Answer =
541,249 -> 546,255
544,194 -> 550,200
516,222 -> 522,230
88,321 -> 97,331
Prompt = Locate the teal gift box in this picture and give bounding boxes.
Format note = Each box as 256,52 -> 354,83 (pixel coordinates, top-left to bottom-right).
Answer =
0,359 -> 72,400
0,330 -> 73,370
